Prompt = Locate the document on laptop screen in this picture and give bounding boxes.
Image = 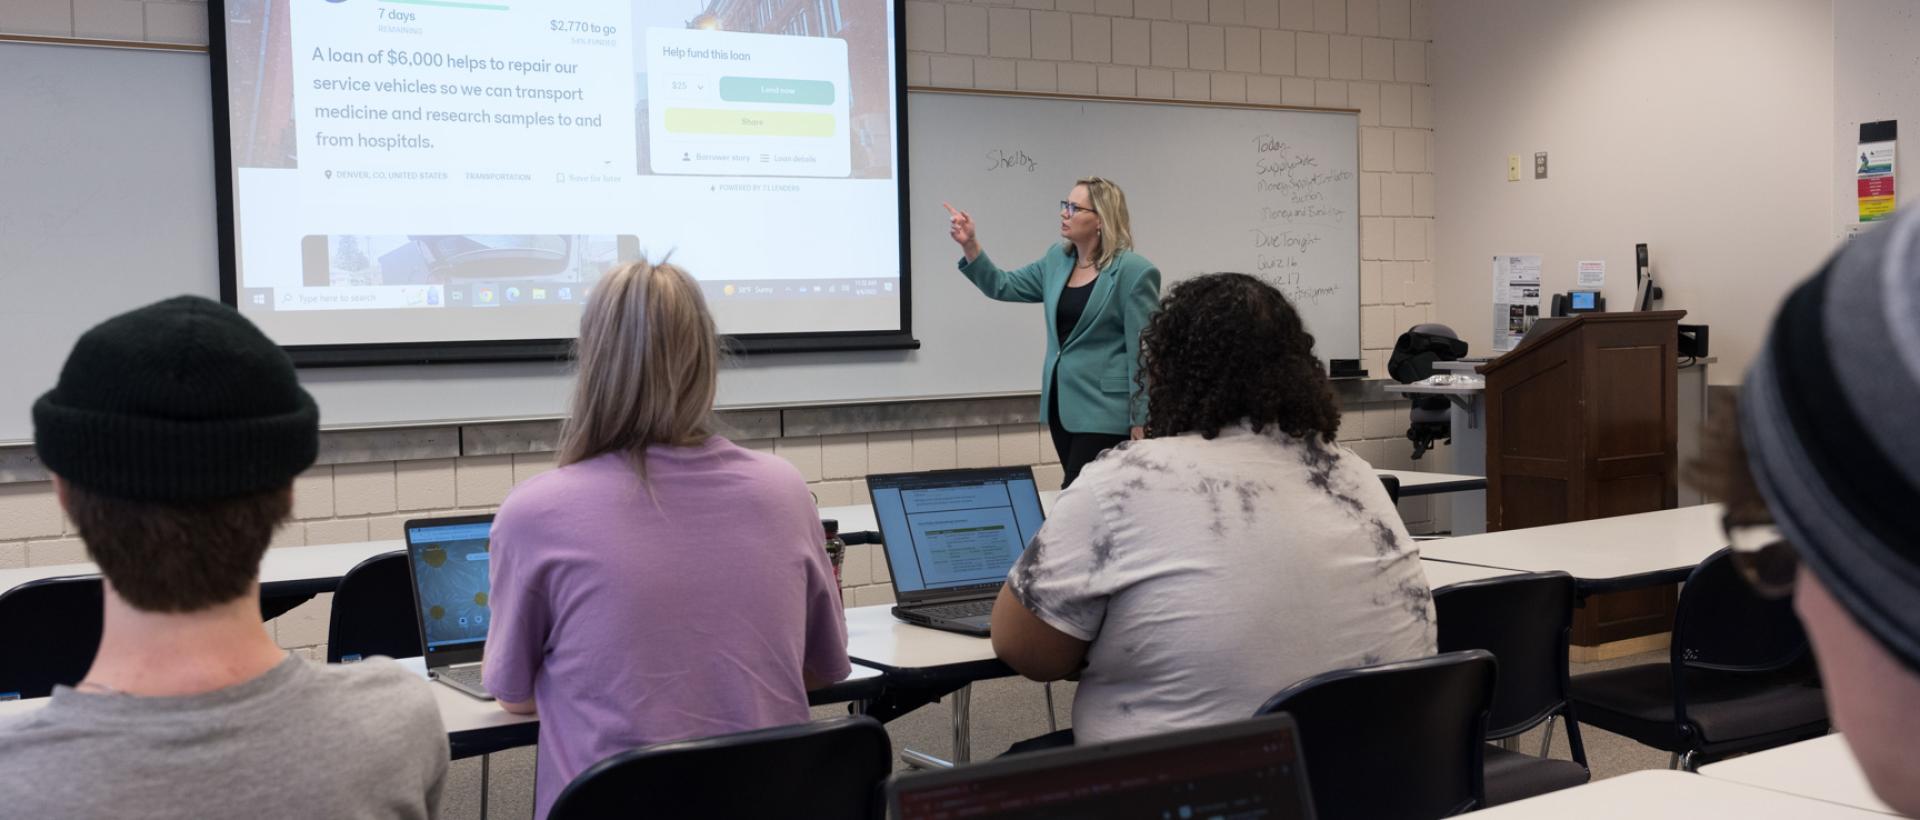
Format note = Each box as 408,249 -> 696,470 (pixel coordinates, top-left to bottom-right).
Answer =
874,478 -> 1044,594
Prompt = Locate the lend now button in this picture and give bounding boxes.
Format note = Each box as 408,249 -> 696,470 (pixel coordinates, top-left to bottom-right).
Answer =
718,76 -> 836,105
664,108 -> 836,137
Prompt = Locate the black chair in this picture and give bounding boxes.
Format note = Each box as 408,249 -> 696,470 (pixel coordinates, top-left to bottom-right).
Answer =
326,551 -> 422,663
1255,649 -> 1496,819
549,716 -> 891,820
1570,547 -> 1828,770
1435,572 -> 1589,805
1378,473 -> 1402,505
0,575 -> 103,699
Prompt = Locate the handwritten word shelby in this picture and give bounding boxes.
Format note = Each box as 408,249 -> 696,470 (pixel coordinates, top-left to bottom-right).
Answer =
985,149 -> 1039,173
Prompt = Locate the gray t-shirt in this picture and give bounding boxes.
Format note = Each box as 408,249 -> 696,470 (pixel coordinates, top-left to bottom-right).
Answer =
0,655 -> 448,820
1008,425 -> 1438,744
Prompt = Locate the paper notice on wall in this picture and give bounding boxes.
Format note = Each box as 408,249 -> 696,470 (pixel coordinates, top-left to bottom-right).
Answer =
1858,120 -> 1897,223
1492,254 -> 1542,352
1577,260 -> 1605,288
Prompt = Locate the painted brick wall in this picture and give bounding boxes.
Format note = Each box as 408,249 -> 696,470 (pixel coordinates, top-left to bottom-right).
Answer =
0,0 -> 1441,657
0,404 -> 1440,659
0,0 -> 1437,374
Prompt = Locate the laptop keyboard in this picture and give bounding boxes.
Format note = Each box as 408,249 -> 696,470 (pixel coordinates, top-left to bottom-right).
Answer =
438,664 -> 486,690
918,599 -> 995,621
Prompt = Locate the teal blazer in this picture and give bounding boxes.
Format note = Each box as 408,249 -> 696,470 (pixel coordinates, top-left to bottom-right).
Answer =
959,246 -> 1161,435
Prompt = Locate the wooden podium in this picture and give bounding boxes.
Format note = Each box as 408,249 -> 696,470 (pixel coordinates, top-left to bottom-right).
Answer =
1478,311 -> 1687,647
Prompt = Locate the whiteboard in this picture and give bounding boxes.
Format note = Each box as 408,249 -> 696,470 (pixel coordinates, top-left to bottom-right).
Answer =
0,45 -> 1360,440
907,90 -> 1361,370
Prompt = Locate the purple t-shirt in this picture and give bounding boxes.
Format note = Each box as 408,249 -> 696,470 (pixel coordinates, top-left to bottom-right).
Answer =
482,439 -> 851,819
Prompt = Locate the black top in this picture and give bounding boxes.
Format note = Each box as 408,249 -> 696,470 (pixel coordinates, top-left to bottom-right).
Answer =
1056,273 -> 1096,346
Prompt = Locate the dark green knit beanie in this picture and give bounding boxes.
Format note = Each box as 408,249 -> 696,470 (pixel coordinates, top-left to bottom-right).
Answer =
33,296 -> 319,501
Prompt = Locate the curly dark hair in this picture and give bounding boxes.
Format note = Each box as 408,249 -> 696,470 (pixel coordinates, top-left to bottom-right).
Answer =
1139,273 -> 1340,442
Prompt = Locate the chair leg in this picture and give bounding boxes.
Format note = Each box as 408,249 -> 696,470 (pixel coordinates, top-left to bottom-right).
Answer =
1044,682 -> 1058,733
1539,715 -> 1556,758
1679,750 -> 1699,772
951,684 -> 973,763
1497,736 -> 1520,752
1667,752 -> 1681,770
479,753 -> 490,819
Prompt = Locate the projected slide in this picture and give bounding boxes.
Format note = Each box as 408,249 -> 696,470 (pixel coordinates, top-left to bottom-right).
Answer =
218,0 -> 903,349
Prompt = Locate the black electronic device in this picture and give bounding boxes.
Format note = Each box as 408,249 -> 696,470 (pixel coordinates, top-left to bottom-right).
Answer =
868,466 -> 1047,636
888,713 -> 1316,820
1679,324 -> 1710,359
1550,291 -> 1605,317
1635,242 -> 1664,310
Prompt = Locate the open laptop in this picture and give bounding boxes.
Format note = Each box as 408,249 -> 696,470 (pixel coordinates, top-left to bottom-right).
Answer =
867,466 -> 1046,636
888,713 -> 1316,820
403,514 -> 496,700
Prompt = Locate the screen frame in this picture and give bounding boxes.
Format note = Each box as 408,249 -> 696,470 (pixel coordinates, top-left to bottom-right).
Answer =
402,513 -> 496,667
207,0 -> 919,367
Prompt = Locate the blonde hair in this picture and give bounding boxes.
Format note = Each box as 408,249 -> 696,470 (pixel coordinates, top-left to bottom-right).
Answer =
557,259 -> 718,477
1075,176 -> 1135,271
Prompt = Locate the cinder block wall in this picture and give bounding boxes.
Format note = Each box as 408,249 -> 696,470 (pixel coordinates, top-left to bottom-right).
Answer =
0,405 -> 1441,660
0,0 -> 1442,659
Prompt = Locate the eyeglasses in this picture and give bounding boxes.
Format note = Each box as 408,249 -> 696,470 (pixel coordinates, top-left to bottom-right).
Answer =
1722,514 -> 1799,599
1059,201 -> 1097,217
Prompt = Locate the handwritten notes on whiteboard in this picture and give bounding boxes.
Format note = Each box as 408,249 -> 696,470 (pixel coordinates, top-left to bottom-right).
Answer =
1251,133 -> 1352,307
910,89 -> 1362,370
984,148 -> 1040,174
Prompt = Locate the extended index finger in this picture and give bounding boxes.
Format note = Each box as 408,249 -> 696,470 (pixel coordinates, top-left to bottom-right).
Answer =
941,202 -> 963,219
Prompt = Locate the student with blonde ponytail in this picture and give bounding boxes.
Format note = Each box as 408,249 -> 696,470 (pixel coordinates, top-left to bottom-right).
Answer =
482,260 -> 851,820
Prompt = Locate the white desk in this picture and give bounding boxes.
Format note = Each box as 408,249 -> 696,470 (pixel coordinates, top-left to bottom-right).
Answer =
1471,770 -> 1890,818
1418,504 -> 1726,591
843,604 -> 1010,765
1700,735 -> 1902,816
1422,560 -> 1516,590
843,604 -> 1000,673
0,539 -> 402,601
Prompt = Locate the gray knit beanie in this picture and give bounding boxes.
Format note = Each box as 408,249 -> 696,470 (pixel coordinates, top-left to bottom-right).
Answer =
1740,207 -> 1920,671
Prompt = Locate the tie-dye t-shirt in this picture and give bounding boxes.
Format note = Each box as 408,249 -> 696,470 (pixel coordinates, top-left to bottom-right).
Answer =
1007,423 -> 1436,744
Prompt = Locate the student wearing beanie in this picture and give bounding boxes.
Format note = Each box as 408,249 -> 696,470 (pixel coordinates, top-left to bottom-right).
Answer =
0,296 -> 449,820
1697,207 -> 1920,816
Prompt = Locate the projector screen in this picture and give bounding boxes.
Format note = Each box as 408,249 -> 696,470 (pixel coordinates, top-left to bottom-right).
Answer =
210,0 -> 911,364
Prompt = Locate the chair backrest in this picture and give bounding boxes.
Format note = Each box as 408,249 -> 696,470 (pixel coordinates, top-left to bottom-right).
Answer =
1434,572 -> 1574,737
549,716 -> 892,820
1255,649 -> 1496,820
0,576 -> 104,699
1673,548 -> 1808,672
1378,474 -> 1402,505
326,551 -> 422,663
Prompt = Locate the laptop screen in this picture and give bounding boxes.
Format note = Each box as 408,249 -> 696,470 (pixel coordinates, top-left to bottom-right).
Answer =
869,467 -> 1045,596
890,714 -> 1313,820
405,519 -> 494,654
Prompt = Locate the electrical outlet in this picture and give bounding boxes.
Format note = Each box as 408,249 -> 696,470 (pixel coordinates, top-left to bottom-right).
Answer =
1508,154 -> 1521,182
1535,152 -> 1548,179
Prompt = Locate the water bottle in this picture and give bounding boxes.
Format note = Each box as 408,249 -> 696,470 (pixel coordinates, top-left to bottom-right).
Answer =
821,518 -> 846,589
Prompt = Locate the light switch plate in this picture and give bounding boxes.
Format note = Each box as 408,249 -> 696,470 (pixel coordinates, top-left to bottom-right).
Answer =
1508,154 -> 1521,182
1535,152 -> 1549,179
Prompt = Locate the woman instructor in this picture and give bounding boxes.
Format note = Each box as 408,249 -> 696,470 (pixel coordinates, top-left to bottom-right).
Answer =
944,177 -> 1161,488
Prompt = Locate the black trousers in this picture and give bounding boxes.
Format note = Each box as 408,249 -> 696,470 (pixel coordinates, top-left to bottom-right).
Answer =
1048,381 -> 1129,489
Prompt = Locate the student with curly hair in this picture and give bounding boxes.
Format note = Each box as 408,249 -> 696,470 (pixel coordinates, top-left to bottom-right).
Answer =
989,273 -> 1435,749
